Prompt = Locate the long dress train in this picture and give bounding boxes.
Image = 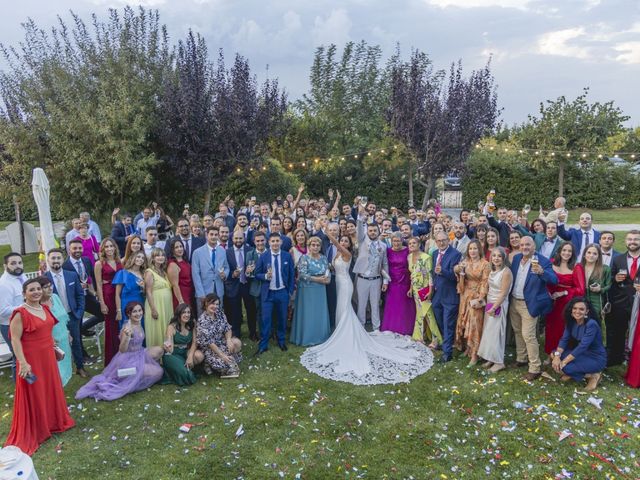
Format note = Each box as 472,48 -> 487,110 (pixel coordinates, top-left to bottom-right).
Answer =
300,255 -> 433,385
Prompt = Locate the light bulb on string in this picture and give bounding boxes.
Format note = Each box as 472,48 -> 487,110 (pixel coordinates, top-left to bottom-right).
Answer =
301,162 -> 306,167
262,166 -> 266,171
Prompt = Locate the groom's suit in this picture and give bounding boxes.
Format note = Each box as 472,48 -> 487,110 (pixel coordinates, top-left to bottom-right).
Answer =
353,216 -> 389,330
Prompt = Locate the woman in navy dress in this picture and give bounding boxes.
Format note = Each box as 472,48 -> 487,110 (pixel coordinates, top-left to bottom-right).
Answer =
552,297 -> 606,392
291,236 -> 331,346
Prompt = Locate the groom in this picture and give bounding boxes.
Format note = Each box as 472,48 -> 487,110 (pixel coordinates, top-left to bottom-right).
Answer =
254,233 -> 295,354
354,204 -> 389,331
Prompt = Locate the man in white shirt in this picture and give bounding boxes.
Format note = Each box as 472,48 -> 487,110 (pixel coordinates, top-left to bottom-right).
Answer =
0,252 -> 26,378
136,207 -> 159,235
451,221 -> 471,254
65,218 -> 82,251
538,222 -> 561,259
599,231 -> 619,267
143,226 -> 165,258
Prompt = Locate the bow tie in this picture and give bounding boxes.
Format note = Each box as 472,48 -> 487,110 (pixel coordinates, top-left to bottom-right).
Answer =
602,252 -> 611,256
545,238 -> 555,243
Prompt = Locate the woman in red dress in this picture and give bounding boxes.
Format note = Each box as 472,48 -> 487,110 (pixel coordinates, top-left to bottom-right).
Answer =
5,278 -> 75,455
545,241 -> 585,356
167,238 -> 194,310
95,237 -> 123,366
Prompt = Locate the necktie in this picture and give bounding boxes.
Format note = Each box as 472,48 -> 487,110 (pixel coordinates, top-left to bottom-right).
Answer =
55,273 -> 70,312
211,247 -> 216,270
75,260 -> 86,281
184,238 -> 190,260
630,256 -> 639,281
437,250 -> 444,266
454,239 -> 459,249
327,245 -> 334,262
274,254 -> 281,289
237,248 -> 246,283
583,231 -> 590,247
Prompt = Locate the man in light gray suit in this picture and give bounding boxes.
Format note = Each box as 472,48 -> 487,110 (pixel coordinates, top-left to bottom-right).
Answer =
191,226 -> 230,315
452,221 -> 471,254
353,204 -> 389,331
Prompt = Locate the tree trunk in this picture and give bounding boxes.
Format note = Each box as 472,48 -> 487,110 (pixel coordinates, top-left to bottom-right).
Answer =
558,161 -> 565,197
408,156 -> 414,206
203,188 -> 211,215
13,196 -> 25,255
421,175 -> 434,210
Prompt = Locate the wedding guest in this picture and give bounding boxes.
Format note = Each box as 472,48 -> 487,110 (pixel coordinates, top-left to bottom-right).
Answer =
123,235 -> 143,265
64,218 -> 81,252
45,249 -> 87,377
283,217 -> 295,239
111,213 -> 135,257
529,218 -> 546,235
477,247 -> 513,373
218,225 -> 231,249
255,234 -> 295,353
0,252 -> 26,378
507,231 -> 522,264
165,217 -> 204,263
545,242 -> 585,356
552,297 -> 606,392
346,219 -> 358,255
432,231 -> 462,363
452,222 -> 471,254
557,211 -> 601,262
94,238 -> 123,366
295,216 -> 308,233
224,230 -> 255,338
75,223 -> 100,266
270,217 -> 293,252
538,221 -> 562,259
487,207 -> 510,247
607,230 -> 640,366
291,236 -> 331,346
407,237 -> 441,347
626,277 -> 640,387
76,301 -> 164,401
598,231 -> 621,267
190,220 -> 203,239
143,226 -> 165,257
4,279 -> 75,455
246,231 -> 267,342
144,247 -> 173,349
291,228 -> 309,265
114,251 -> 147,328
581,244 -> 611,323
454,240 -> 490,366
167,238 -> 194,310
426,222 -> 445,255
321,222 -> 340,330
161,303 -> 203,386
191,227 -> 229,315
196,293 -> 242,378
37,277 -> 72,386
135,206 -> 159,235
474,224 -> 489,253
509,236 -> 558,381
381,233 -> 416,335
484,227 -> 500,261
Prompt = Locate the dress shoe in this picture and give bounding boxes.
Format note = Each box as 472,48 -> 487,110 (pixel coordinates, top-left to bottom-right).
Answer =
83,355 -> 96,365
438,356 -> 452,364
279,344 -> 288,352
254,348 -> 268,357
76,369 -> 89,378
510,361 -> 528,369
523,372 -> 541,381
249,334 -> 260,342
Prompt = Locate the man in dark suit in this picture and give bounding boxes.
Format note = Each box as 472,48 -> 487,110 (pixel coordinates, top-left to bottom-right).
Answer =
224,230 -> 256,338
599,231 -> 622,267
216,203 -> 236,231
65,239 -> 103,359
165,217 -> 205,263
246,231 -> 267,341
46,248 -> 87,377
431,231 -> 462,363
316,222 -> 339,330
509,236 -> 558,381
487,207 -> 511,247
254,234 -> 295,354
269,217 -> 292,252
606,230 -> 640,366
111,213 -> 135,257
557,211 -> 601,262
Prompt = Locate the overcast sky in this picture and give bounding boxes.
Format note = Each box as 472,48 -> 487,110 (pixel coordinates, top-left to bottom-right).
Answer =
1,0 -> 639,125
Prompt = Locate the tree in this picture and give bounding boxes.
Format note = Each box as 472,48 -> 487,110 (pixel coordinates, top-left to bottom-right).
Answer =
515,88 -> 629,196
388,50 -> 499,207
0,7 -> 170,217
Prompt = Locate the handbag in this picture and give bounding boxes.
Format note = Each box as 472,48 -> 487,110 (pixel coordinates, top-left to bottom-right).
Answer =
54,345 -> 65,361
601,292 -> 611,318
485,303 -> 501,316
417,286 -> 430,302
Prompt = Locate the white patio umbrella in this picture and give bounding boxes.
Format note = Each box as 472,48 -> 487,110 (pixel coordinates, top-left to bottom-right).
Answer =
31,168 -> 57,254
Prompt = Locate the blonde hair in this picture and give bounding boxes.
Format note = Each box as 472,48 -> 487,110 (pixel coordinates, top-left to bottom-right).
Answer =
124,251 -> 147,271
98,237 -> 121,263
293,228 -> 309,247
149,248 -> 167,276
307,236 -> 322,248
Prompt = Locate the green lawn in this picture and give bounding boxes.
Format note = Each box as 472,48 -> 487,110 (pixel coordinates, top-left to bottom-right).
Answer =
0,245 -> 40,272
0,340 -> 636,479
569,208 -> 639,225
0,220 -> 40,229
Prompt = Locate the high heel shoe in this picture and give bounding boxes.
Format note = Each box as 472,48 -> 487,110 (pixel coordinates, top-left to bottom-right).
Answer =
585,372 -> 602,392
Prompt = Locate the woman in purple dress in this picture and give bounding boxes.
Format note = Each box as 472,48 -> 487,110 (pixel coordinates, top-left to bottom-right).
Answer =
381,233 -> 416,335
75,301 -> 164,401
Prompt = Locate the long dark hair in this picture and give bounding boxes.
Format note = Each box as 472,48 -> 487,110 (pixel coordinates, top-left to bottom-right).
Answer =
170,303 -> 195,331
553,241 -> 577,269
168,238 -> 185,261
563,296 -> 593,328
338,235 -> 353,253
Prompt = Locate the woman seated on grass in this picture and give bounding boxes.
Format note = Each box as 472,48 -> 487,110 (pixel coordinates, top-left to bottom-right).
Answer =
551,297 -> 606,392
161,303 -> 203,386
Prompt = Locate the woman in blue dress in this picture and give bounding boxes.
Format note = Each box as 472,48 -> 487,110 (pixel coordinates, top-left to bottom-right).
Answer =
552,297 -> 607,392
291,236 -> 331,346
113,251 -> 147,329
37,277 -> 72,386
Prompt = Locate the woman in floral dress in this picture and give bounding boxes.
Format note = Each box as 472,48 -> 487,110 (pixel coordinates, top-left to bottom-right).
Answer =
407,237 -> 441,347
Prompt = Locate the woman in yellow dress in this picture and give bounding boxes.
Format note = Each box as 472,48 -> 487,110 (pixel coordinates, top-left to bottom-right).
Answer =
407,237 -> 442,348
144,248 -> 173,348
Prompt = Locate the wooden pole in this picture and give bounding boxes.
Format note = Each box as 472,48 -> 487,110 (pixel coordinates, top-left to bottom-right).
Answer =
13,195 -> 25,255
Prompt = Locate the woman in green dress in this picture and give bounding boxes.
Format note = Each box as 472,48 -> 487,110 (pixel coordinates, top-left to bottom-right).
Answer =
407,237 -> 442,348
161,303 -> 203,386
144,248 -> 173,348
581,244 -> 611,324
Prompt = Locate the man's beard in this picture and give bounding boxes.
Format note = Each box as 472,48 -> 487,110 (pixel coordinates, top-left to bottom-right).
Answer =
8,268 -> 23,276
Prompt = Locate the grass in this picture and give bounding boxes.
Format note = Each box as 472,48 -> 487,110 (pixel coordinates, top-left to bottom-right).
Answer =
568,208 -> 639,225
0,221 -> 40,229
0,339 -> 637,479
0,245 -> 40,272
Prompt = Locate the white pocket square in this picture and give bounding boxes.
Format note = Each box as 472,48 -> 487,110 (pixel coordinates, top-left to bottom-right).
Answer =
69,282 -> 75,285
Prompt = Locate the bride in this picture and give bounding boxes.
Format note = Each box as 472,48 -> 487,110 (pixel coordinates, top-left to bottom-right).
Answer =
300,231 -> 433,385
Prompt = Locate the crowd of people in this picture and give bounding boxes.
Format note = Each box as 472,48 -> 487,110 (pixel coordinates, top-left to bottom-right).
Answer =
1,185 -> 640,455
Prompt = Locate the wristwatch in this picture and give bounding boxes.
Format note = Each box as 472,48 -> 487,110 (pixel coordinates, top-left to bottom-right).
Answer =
553,351 -> 561,357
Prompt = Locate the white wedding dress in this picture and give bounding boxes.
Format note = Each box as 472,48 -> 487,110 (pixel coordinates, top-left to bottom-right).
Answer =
300,255 -> 434,385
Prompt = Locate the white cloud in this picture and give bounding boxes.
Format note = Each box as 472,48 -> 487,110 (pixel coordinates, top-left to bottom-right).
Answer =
423,0 -> 531,9
89,0 -> 167,6
613,41 -> 640,64
312,8 -> 352,47
536,27 -> 590,59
